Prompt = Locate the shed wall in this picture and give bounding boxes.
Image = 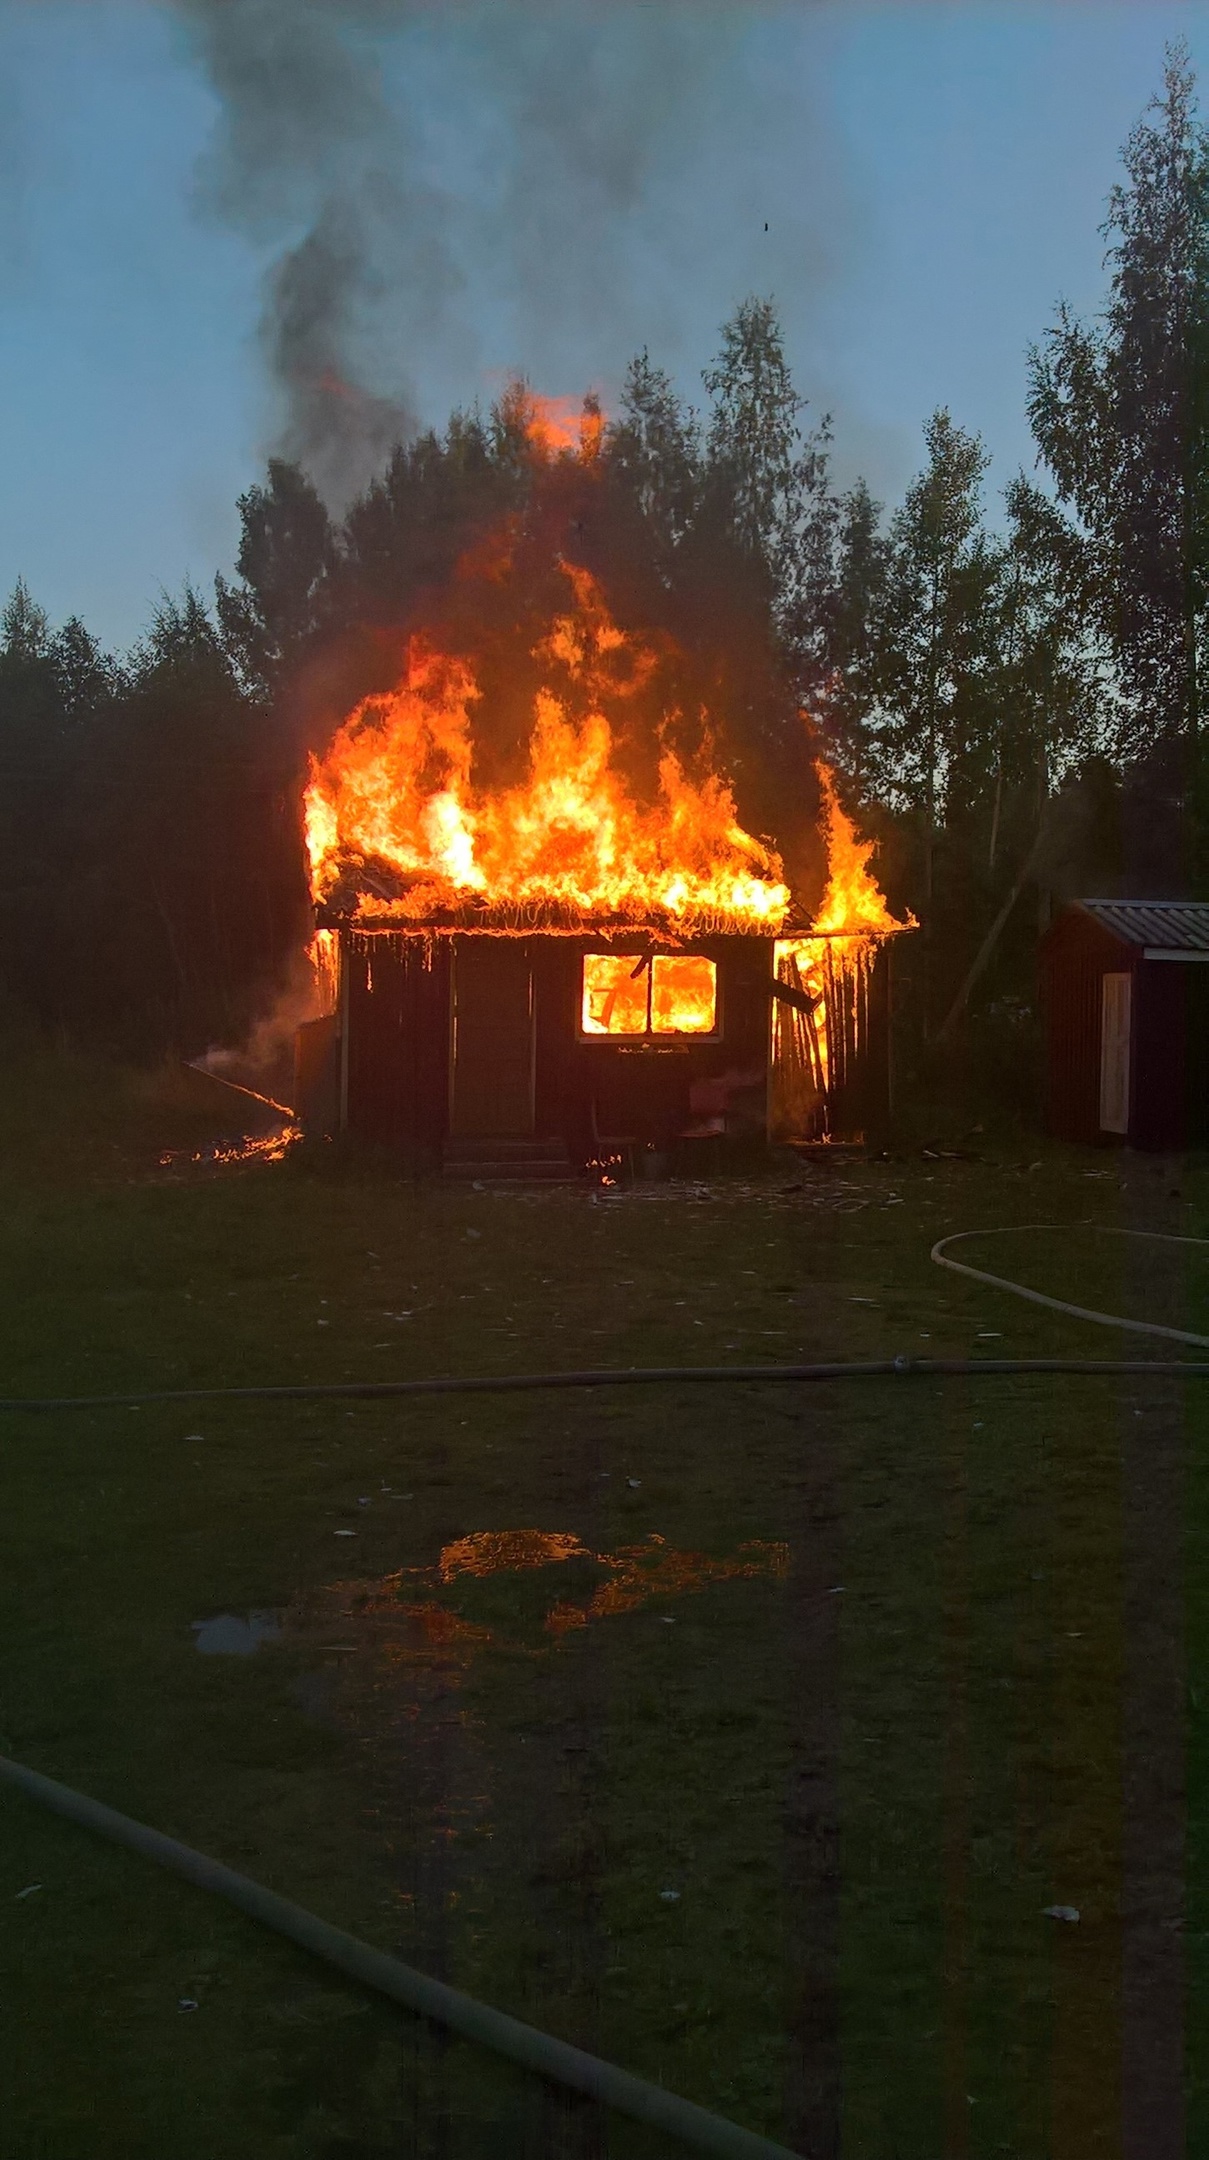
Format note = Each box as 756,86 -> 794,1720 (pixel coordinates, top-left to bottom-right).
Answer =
345,934 -> 451,1154
326,930 -> 886,1157
1041,911 -> 1134,1144
1042,906 -> 1209,1148
1133,959 -> 1209,1149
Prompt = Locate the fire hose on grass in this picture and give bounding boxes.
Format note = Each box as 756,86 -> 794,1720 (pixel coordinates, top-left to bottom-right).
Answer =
3,1223 -> 1206,2156
0,1753 -> 799,2160
930,1221 -> 1209,1350
3,1350 -> 1209,1415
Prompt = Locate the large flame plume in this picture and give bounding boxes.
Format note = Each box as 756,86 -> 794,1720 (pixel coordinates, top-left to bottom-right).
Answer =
299,394 -> 908,1136
305,560 -> 794,934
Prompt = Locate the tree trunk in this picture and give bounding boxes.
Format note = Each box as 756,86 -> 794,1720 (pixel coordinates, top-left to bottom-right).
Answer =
934,818 -> 1048,1046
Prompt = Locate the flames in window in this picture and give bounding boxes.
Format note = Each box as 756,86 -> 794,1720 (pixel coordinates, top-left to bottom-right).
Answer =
581,953 -> 717,1037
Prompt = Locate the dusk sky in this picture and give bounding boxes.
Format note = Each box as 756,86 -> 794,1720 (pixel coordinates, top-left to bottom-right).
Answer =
4,1 -> 1209,653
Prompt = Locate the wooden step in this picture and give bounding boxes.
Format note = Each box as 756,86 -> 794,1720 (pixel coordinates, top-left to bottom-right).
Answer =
443,1158 -> 577,1182
442,1135 -> 576,1182
444,1135 -> 568,1162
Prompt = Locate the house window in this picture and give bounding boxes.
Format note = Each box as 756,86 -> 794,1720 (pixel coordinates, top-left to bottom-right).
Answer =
581,953 -> 718,1037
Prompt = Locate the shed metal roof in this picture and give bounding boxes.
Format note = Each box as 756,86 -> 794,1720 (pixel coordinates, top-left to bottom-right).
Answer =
1075,898 -> 1209,953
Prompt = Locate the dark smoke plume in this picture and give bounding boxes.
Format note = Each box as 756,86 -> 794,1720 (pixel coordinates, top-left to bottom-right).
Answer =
172,1 -> 797,507
173,0 -> 429,503
265,199 -> 419,500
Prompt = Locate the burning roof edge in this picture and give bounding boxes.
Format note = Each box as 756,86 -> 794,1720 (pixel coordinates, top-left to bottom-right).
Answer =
315,904 -> 905,942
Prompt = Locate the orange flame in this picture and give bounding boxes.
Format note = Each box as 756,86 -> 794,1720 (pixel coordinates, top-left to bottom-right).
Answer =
773,759 -> 906,985
518,389 -> 605,460
811,764 -> 905,942
303,531 -> 908,1089
777,761 -> 907,969
771,763 -> 913,1117
304,563 -> 791,934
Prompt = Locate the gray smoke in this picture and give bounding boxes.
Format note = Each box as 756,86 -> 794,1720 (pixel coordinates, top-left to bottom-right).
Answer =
264,197 -> 418,500
171,1 -> 814,507
172,0 -> 426,502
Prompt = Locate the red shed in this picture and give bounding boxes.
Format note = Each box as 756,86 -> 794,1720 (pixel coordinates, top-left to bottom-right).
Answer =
1041,900 -> 1209,1148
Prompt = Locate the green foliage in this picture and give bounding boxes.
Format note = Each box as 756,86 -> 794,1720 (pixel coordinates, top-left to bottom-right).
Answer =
865,410 -> 999,853
215,460 -> 338,701
1028,42 -> 1209,777
608,349 -> 701,568
702,294 -> 808,588
340,407 -> 516,634
2,575 -> 50,660
0,578 -> 307,1056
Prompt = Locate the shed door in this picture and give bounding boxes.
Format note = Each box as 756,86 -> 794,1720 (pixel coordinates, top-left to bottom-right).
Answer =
450,940 -> 535,1136
1099,971 -> 1132,1134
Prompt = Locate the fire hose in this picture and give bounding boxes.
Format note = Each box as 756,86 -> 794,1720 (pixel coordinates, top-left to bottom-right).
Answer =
930,1221 -> 1209,1349
2,1349 -> 1209,1417
4,1228 -> 1206,2153
0,1753 -> 800,2160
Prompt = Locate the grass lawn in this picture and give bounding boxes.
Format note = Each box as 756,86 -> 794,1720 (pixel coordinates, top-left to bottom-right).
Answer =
1,1041 -> 1207,2158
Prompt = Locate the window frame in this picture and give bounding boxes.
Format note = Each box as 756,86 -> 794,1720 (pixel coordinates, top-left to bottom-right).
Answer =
577,949 -> 723,1043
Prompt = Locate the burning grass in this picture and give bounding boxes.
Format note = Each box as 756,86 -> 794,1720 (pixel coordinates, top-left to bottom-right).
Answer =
0,1035 -> 294,1190
2,1070 -> 1208,2156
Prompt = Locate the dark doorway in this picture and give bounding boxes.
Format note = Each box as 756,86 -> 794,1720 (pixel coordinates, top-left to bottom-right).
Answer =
450,938 -> 535,1136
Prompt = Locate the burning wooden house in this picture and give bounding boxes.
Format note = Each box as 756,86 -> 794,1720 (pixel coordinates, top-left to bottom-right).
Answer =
294,562 -> 907,1173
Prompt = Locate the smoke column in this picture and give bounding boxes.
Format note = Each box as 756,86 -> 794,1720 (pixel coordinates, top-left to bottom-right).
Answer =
171,1 -> 810,506
173,0 -> 435,504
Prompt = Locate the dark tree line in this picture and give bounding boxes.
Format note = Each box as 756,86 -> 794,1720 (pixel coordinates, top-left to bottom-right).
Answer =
0,579 -> 307,1053
3,44 -> 1207,1078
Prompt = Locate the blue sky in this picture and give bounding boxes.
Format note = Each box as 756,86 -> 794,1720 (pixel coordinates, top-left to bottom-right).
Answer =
3,1 -> 1209,652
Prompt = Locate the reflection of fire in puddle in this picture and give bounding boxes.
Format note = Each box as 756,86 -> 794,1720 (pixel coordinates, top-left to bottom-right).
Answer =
295,1529 -> 789,1667
438,1530 -> 588,1584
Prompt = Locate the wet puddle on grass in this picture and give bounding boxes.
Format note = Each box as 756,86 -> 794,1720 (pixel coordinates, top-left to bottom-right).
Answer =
191,1534 -> 786,1660
191,1610 -> 283,1655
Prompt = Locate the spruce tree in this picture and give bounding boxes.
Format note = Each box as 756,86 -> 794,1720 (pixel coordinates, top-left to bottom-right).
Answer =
215,459 -> 338,700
